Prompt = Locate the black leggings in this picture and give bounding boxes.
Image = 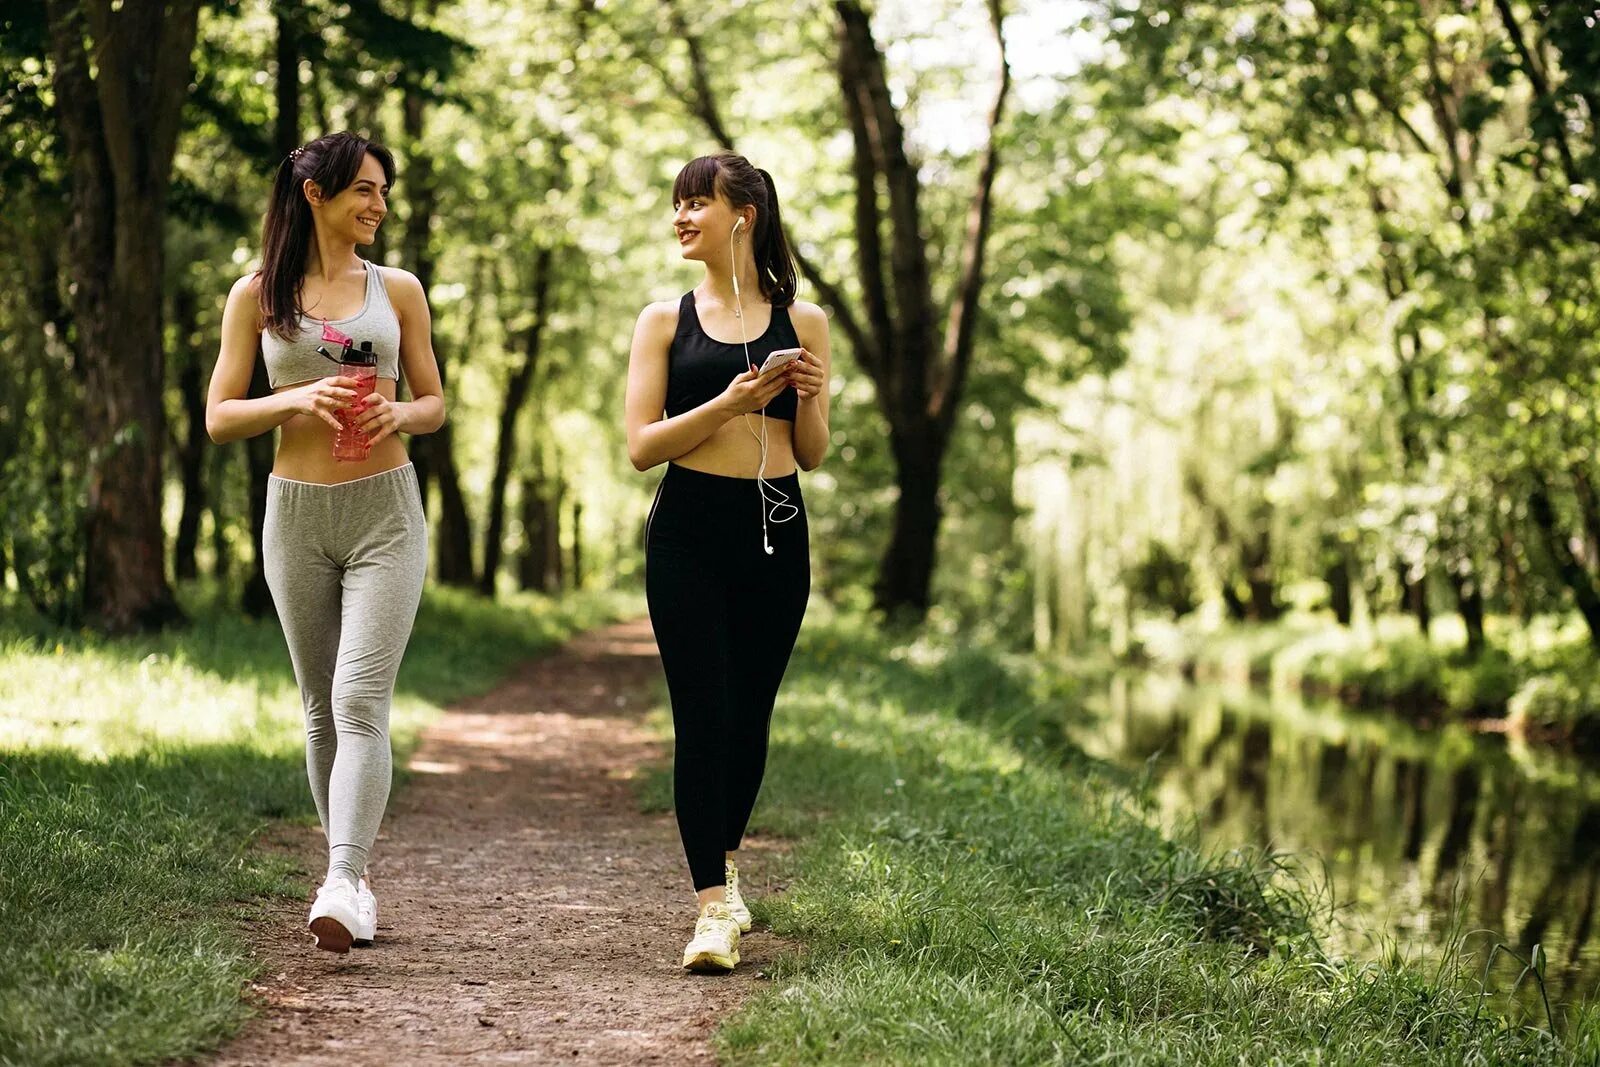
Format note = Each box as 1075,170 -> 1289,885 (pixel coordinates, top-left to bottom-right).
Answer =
645,463 -> 810,890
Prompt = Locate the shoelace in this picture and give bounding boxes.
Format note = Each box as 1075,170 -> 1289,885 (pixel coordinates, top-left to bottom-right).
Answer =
697,906 -> 735,934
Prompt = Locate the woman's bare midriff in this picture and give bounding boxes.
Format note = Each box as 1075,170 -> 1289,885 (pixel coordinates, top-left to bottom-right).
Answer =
271,378 -> 411,484
672,413 -> 797,479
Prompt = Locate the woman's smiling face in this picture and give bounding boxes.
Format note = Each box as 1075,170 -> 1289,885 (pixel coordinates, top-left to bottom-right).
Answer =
672,190 -> 745,263
309,152 -> 390,245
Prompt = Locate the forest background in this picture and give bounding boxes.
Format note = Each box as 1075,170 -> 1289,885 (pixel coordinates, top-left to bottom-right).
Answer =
5,0 -> 1600,1048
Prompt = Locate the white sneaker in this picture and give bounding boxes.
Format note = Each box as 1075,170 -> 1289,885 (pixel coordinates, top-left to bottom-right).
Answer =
724,859 -> 752,933
354,877 -> 378,946
308,878 -> 360,954
682,901 -> 741,972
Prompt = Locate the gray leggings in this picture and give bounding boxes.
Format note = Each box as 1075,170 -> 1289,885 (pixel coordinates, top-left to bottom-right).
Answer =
264,463 -> 428,888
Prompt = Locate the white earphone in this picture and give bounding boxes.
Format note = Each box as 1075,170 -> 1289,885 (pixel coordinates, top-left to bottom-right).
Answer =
729,211 -> 797,555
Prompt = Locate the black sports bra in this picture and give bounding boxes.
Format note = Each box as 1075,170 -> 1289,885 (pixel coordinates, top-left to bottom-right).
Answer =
664,291 -> 799,422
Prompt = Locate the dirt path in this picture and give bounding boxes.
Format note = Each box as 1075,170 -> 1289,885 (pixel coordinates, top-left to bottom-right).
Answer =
212,619 -> 786,1066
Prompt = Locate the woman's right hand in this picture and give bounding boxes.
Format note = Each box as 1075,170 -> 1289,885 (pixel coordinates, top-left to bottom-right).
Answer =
720,365 -> 791,417
292,376 -> 360,431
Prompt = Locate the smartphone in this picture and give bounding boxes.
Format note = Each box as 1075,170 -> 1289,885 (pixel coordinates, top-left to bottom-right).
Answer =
758,348 -> 803,375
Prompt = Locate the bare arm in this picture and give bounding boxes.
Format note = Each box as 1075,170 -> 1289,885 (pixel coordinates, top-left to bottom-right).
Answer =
624,301 -> 790,471
206,274 -> 358,444
351,267 -> 446,444
789,302 -> 832,471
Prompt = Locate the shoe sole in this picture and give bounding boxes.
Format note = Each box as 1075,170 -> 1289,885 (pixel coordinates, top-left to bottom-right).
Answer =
682,949 -> 739,973
309,916 -> 354,954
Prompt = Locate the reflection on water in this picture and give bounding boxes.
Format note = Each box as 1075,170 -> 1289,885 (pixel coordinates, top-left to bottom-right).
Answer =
1076,673 -> 1600,1008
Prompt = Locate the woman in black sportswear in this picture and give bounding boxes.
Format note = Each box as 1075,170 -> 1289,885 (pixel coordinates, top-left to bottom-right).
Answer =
624,151 -> 831,972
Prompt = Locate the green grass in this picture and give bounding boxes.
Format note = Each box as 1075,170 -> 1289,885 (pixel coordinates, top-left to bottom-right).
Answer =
640,609 -> 1600,1064
0,582 -> 631,1067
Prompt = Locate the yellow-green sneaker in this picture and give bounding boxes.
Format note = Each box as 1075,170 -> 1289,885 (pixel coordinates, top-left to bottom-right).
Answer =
724,859 -> 753,932
682,901 -> 741,972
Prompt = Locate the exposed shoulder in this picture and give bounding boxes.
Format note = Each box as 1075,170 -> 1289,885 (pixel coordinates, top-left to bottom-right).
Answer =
789,300 -> 827,328
789,300 -> 829,343
229,271 -> 263,300
635,298 -> 682,340
375,264 -> 425,302
226,272 -> 264,329
639,298 -> 681,325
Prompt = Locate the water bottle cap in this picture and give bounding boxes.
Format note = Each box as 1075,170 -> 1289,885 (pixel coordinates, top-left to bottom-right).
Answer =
342,340 -> 378,367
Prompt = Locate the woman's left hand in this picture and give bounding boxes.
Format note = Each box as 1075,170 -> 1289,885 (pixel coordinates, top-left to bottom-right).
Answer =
785,347 -> 825,401
352,393 -> 405,446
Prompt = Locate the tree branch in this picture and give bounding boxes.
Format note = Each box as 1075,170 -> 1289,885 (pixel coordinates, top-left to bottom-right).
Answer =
836,0 -> 935,418
663,0 -> 735,149
933,0 -> 1010,434
1494,0 -> 1579,185
834,14 -> 892,387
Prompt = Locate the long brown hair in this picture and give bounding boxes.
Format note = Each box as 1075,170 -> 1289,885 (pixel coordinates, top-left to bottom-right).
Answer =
258,131 -> 396,341
672,152 -> 798,307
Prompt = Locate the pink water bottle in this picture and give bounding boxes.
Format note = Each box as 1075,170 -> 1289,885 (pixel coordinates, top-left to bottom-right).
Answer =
333,341 -> 378,463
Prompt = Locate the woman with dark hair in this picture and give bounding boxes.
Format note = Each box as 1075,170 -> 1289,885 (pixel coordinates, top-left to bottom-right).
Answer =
206,131 -> 444,954
624,151 -> 831,972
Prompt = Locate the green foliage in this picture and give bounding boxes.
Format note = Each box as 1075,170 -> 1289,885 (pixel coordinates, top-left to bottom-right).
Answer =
1510,642 -> 1600,752
1161,612 -> 1600,746
1126,540 -> 1198,619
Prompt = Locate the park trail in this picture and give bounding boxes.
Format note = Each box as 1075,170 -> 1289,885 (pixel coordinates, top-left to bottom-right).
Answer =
209,618 -> 789,1066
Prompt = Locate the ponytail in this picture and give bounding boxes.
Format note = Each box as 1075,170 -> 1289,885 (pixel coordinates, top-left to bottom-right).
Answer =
753,168 -> 798,307
258,131 -> 396,341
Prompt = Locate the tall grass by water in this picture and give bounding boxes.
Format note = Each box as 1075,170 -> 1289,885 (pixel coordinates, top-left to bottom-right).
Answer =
642,610 -> 1600,1064
1140,612 -> 1600,751
0,583 -> 627,1067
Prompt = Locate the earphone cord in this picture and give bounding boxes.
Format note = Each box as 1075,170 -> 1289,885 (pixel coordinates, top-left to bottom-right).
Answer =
731,231 -> 798,554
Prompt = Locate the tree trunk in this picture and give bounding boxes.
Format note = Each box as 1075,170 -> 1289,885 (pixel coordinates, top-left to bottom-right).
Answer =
480,249 -> 553,596
1528,475 -> 1600,648
1498,523 -> 1527,623
210,445 -> 232,580
570,499 -> 584,591
547,472 -> 565,591
1399,562 -> 1431,637
397,51 -> 473,587
1242,532 -> 1281,622
516,472 -> 549,593
172,278 -> 206,581
1325,555 -> 1353,626
872,428 -> 946,620
46,0 -> 199,632
1448,570 -> 1487,658
242,369 -> 276,617
244,3 -> 304,620
402,46 -> 436,512
431,442 -> 475,586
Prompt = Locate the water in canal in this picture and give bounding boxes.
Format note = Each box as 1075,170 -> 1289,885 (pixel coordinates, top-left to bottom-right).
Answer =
1074,672 -> 1600,1011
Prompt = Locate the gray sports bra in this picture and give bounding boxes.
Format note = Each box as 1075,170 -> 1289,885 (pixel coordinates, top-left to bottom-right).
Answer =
260,259 -> 402,388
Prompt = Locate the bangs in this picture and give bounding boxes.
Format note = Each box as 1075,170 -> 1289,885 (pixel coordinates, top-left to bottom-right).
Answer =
323,137 -> 397,198
672,156 -> 722,205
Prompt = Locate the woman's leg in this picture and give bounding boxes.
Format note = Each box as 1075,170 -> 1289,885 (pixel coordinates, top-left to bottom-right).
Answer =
723,492 -> 809,854
648,540 -> 737,894
646,466 -> 744,896
324,466 -> 428,888
262,480 -> 344,846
